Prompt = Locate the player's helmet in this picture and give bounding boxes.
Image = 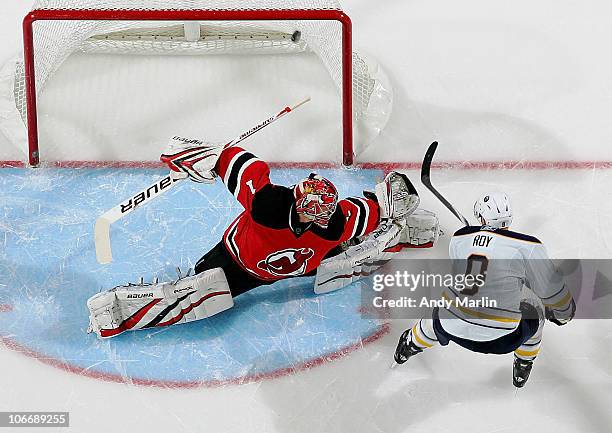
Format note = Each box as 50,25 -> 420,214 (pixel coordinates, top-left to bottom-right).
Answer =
473,192 -> 513,229
294,174 -> 339,228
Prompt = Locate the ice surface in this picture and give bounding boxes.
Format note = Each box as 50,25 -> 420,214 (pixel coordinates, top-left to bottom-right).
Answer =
1,166 -> 611,433
1,0 -> 612,432
0,167 -> 388,386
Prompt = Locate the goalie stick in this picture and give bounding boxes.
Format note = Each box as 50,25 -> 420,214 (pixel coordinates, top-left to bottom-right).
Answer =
420,141 -> 470,226
95,97 -> 311,264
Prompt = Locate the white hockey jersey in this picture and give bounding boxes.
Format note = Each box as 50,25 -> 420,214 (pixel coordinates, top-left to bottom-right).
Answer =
438,226 -> 572,341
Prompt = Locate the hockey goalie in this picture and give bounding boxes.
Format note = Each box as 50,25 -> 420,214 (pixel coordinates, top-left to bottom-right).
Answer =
87,140 -> 440,338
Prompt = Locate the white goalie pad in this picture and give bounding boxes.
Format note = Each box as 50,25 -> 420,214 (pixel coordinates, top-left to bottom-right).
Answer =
87,268 -> 233,339
160,136 -> 225,183
314,209 -> 441,294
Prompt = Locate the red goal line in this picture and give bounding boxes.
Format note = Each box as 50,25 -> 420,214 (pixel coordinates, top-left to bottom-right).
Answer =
1,160 -> 612,170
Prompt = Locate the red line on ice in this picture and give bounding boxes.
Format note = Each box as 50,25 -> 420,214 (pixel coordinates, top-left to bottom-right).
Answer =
0,323 -> 390,389
0,161 -> 24,168
2,160 -> 612,170
0,304 -> 12,313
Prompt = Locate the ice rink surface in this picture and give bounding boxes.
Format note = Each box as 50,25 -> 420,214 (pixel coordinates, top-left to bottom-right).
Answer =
1,0 -> 612,432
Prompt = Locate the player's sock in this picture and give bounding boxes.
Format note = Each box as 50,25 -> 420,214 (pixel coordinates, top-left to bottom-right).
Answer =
512,312 -> 542,387
514,339 -> 541,361
513,306 -> 542,366
512,336 -> 540,388
410,319 -> 438,349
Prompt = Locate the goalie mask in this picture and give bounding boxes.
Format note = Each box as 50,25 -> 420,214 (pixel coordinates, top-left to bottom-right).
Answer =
294,174 -> 338,228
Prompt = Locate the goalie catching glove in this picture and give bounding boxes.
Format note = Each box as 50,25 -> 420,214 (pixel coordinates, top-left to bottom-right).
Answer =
375,171 -> 420,220
87,268 -> 233,338
160,136 -> 225,183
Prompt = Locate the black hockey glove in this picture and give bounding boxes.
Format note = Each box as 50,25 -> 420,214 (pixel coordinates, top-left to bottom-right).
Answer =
545,298 -> 576,326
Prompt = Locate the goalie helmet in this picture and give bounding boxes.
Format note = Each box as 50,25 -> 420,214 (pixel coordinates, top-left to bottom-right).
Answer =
294,174 -> 338,228
474,192 -> 513,229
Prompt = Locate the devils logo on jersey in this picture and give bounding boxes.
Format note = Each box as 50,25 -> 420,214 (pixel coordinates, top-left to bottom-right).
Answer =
257,248 -> 315,277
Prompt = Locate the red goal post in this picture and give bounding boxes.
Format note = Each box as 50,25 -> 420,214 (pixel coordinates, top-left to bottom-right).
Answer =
22,8 -> 353,166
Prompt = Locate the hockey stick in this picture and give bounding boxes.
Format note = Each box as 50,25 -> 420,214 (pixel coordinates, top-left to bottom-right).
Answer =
225,97 -> 310,150
95,97 -> 311,264
420,141 -> 470,226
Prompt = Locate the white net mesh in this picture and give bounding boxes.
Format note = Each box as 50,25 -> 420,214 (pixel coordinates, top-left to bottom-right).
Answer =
4,0 -> 392,162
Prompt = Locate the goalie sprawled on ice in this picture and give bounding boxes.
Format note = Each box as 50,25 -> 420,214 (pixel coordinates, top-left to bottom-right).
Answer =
87,141 -> 440,338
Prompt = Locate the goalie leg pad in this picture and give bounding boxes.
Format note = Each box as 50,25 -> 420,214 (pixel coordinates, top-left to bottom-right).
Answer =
87,268 -> 233,339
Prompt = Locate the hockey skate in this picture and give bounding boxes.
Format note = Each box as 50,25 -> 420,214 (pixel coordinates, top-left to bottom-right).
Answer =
394,330 -> 423,365
513,357 -> 534,388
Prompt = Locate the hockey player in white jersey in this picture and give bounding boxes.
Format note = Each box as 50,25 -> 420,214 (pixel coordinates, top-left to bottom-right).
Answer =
393,192 -> 576,387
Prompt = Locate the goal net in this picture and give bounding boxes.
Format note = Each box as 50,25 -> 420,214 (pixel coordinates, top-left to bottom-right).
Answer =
0,0 -> 392,166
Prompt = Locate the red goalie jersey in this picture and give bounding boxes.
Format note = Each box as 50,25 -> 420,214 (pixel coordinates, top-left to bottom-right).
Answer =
214,147 -> 380,281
